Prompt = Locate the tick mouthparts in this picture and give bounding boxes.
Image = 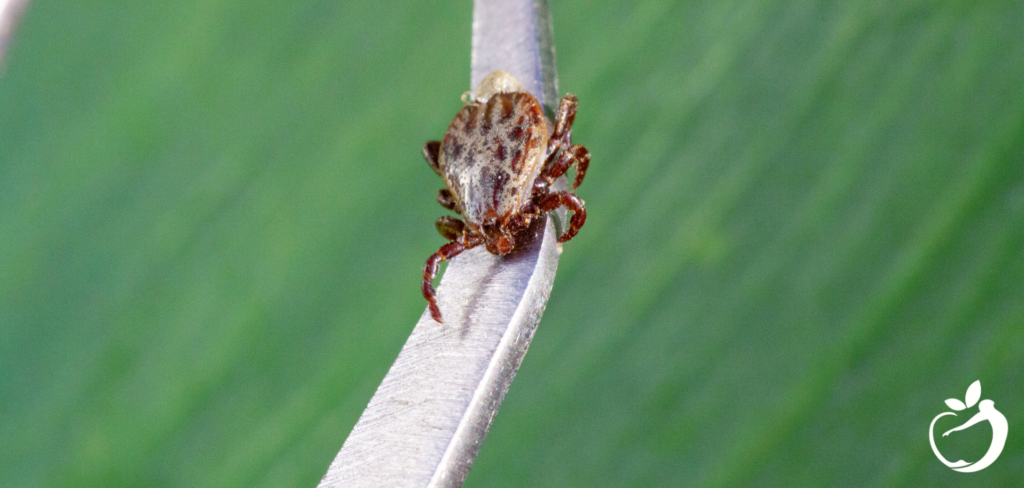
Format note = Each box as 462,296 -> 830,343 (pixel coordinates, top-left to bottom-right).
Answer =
464,70 -> 523,104
496,235 -> 514,254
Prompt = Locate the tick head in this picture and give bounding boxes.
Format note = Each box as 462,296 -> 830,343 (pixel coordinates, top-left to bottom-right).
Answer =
481,221 -> 516,255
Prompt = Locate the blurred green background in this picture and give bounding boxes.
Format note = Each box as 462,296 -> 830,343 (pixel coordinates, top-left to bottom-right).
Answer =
2,0 -> 1022,486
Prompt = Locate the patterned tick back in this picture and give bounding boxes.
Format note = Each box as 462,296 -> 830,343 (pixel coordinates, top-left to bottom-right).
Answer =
439,91 -> 548,229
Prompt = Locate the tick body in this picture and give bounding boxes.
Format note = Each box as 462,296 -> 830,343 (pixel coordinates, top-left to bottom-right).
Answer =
421,71 -> 590,322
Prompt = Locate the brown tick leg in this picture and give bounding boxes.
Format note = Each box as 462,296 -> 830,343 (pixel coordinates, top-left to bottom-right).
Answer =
421,235 -> 482,323
423,140 -> 442,175
542,144 -> 590,190
547,94 -> 578,154
435,216 -> 465,240
506,204 -> 535,234
437,188 -> 459,212
422,241 -> 465,323
536,191 -> 586,243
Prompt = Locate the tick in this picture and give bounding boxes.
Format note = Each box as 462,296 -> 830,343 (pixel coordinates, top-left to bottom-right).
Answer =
421,71 -> 590,323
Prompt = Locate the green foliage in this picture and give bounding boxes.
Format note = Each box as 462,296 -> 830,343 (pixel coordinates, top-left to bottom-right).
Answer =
1,1 -> 1021,486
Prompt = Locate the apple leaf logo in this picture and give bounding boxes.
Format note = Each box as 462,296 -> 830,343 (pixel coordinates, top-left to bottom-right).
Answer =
944,380 -> 981,411
930,380 -> 1008,473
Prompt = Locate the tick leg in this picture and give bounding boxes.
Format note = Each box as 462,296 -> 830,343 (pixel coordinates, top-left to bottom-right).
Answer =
423,140 -> 442,175
541,144 -> 590,190
547,94 -> 578,154
422,236 -> 482,323
506,203 -> 535,234
437,188 -> 459,212
423,241 -> 465,323
550,94 -> 578,142
536,191 -> 586,243
435,216 -> 465,240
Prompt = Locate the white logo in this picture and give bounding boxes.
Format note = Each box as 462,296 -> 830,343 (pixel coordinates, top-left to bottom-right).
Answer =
929,380 -> 1008,473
